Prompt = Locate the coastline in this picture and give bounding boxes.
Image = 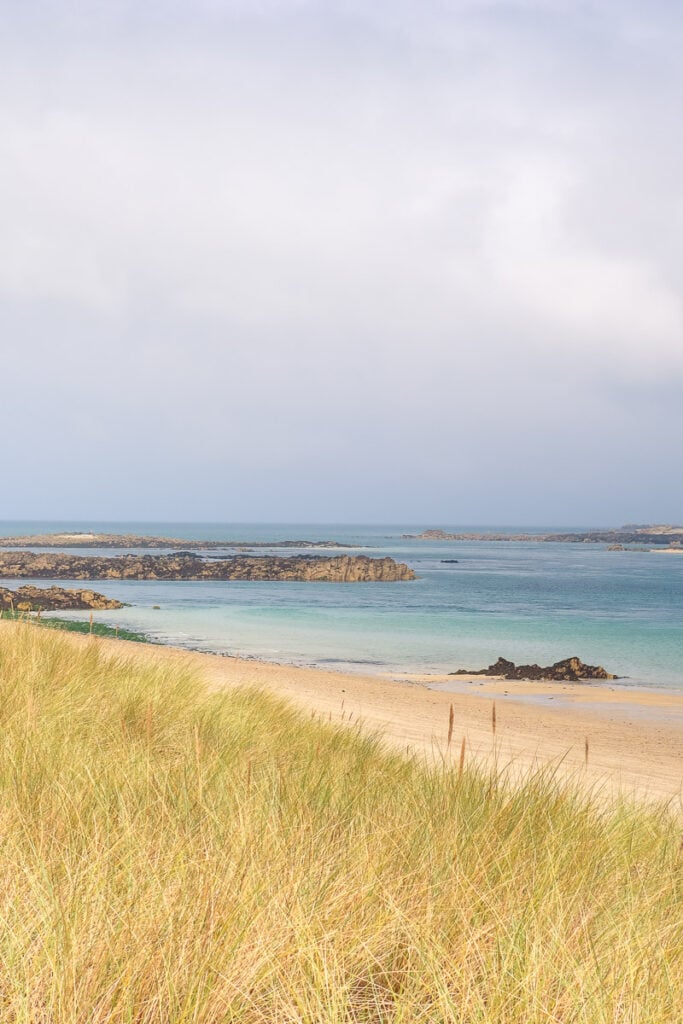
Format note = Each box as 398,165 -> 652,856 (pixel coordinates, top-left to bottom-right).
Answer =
2,522 -> 680,689
6,621 -> 680,807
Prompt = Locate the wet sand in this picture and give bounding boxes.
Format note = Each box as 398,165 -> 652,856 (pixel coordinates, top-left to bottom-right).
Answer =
9,624 -> 681,806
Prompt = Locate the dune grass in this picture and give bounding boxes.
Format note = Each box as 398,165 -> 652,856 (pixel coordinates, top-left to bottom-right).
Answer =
0,608 -> 150,643
0,622 -> 680,1023
38,616 -> 149,642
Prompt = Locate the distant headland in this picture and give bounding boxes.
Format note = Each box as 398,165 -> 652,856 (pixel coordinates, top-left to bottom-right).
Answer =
402,524 -> 683,547
0,532 -> 355,550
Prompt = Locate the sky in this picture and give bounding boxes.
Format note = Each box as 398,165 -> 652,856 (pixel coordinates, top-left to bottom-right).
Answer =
1,0 -> 682,524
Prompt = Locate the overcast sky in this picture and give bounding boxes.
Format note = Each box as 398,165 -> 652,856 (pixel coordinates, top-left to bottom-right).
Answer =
1,0 -> 681,524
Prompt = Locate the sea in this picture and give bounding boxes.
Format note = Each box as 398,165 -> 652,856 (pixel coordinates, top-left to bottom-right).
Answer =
1,521 -> 681,690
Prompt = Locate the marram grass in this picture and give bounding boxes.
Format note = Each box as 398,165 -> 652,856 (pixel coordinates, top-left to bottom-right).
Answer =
0,623 -> 680,1023
0,608 -> 150,643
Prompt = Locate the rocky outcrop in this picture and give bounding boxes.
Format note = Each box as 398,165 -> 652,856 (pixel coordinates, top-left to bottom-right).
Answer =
450,656 -> 617,681
0,585 -> 124,612
0,552 -> 415,583
402,525 -> 683,546
0,533 -> 354,550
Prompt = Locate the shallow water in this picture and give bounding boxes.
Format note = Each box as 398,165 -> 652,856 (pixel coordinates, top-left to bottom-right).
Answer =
1,521 -> 681,689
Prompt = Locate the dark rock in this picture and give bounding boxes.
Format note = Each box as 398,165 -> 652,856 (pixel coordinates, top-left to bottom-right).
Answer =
451,656 -> 617,681
440,559 -> 459,563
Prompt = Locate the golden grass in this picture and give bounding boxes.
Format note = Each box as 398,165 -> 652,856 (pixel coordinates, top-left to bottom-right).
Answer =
0,622 -> 680,1023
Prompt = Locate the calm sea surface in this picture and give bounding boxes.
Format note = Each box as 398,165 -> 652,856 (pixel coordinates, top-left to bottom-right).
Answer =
1,521 -> 681,689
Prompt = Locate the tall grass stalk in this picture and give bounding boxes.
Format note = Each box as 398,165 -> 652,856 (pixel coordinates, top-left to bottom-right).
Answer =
0,622 -> 680,1023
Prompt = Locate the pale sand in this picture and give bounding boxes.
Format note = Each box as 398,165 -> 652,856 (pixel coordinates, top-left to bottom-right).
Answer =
6,623 -> 681,807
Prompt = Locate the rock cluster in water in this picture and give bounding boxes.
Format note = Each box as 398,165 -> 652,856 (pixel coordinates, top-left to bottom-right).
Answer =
451,656 -> 617,681
0,585 -> 124,612
0,552 -> 415,583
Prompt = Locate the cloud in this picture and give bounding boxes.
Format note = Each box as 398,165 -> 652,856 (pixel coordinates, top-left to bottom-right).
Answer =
0,1 -> 681,520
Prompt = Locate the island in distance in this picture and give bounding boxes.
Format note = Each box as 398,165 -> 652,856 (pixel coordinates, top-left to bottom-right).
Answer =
403,524 -> 683,547
0,552 -> 415,583
0,532 -> 355,550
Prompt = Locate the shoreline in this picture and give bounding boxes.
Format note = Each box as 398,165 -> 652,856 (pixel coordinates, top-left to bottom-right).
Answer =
104,630 -> 683,696
15,606 -> 683,696
5,621 -> 681,807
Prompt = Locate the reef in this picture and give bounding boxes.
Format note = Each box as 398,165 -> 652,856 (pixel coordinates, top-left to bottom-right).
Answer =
0,585 -> 125,612
0,552 -> 415,583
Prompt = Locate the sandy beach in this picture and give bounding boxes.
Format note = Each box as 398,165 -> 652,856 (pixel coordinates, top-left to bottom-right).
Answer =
14,624 -> 681,807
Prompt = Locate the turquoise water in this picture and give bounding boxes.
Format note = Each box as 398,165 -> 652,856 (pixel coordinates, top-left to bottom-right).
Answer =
1,521 -> 681,688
